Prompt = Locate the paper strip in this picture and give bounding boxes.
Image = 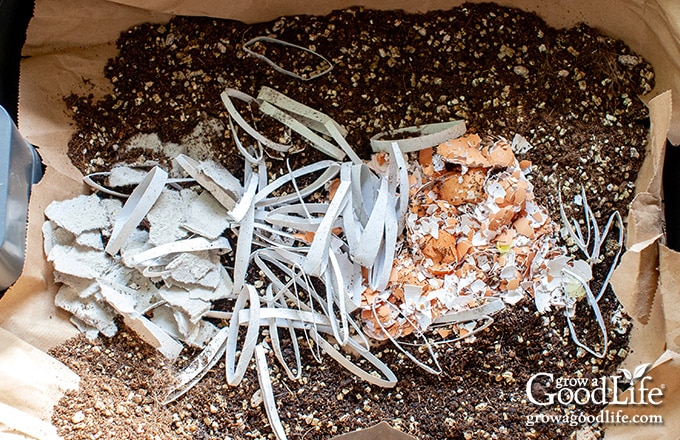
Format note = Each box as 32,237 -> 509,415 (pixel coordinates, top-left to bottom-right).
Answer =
254,344 -> 289,440
311,329 -> 397,388
243,36 -> 333,81
125,236 -> 231,267
105,166 -> 168,255
370,120 -> 467,153
259,101 -> 346,160
225,285 -> 261,386
220,88 -> 291,152
162,325 -> 230,404
175,153 -> 241,211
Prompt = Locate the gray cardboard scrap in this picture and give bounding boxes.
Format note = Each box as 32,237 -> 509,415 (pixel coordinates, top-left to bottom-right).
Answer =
3,0 -> 680,438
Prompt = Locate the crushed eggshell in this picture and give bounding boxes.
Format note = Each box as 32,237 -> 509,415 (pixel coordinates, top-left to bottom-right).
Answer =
436,133 -> 489,168
485,139 -> 515,168
361,133 -> 591,341
438,168 -> 486,205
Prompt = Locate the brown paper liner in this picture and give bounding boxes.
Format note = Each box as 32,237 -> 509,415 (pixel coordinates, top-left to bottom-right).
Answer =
3,0 -> 680,438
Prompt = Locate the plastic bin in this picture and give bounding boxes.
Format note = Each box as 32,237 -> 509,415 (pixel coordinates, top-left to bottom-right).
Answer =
0,0 -> 38,292
0,105 -> 42,290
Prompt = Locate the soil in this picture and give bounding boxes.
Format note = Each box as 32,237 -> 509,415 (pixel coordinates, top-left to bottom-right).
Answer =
52,2 -> 652,440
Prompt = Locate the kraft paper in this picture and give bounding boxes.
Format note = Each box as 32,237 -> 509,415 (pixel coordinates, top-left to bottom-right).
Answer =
4,0 -> 680,438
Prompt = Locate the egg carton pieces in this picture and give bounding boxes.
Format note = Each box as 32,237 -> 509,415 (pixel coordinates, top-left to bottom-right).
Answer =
75,230 -> 105,250
108,165 -> 149,187
44,194 -> 121,237
146,189 -> 198,246
148,304 -> 219,347
164,252 -> 222,288
182,190 -> 231,239
43,169 -> 236,358
47,243 -> 115,280
55,284 -> 118,338
158,285 -> 211,323
98,280 -> 184,360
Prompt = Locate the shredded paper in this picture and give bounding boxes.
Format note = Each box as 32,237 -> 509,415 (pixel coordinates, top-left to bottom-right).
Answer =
45,86 -> 621,439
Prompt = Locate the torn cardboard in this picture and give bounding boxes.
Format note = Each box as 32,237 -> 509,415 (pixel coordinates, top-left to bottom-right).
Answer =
606,87 -> 680,440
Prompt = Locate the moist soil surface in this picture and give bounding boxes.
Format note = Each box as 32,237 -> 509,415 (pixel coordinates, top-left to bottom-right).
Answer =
52,2 -> 651,439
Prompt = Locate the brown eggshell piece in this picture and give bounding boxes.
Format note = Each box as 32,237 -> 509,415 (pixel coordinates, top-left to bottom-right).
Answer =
418,147 -> 435,176
495,228 -> 517,246
422,230 -> 458,265
513,216 -> 535,238
506,277 -> 521,290
489,206 -> 516,231
439,168 -> 487,206
437,134 -> 490,168
428,264 -> 456,277
485,140 -> 516,168
456,239 -> 473,260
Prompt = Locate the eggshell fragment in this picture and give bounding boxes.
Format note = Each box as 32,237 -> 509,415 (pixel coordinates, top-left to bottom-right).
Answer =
439,168 -> 486,205
428,264 -> 456,277
506,277 -> 521,290
456,239 -> 473,259
485,140 -> 515,168
495,228 -> 517,246
436,328 -> 452,338
422,230 -> 458,265
437,134 -> 490,168
327,178 -> 341,199
419,147 -> 435,176
513,217 -> 535,239
489,206 -> 516,231
294,231 -> 316,243
373,129 -> 587,341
